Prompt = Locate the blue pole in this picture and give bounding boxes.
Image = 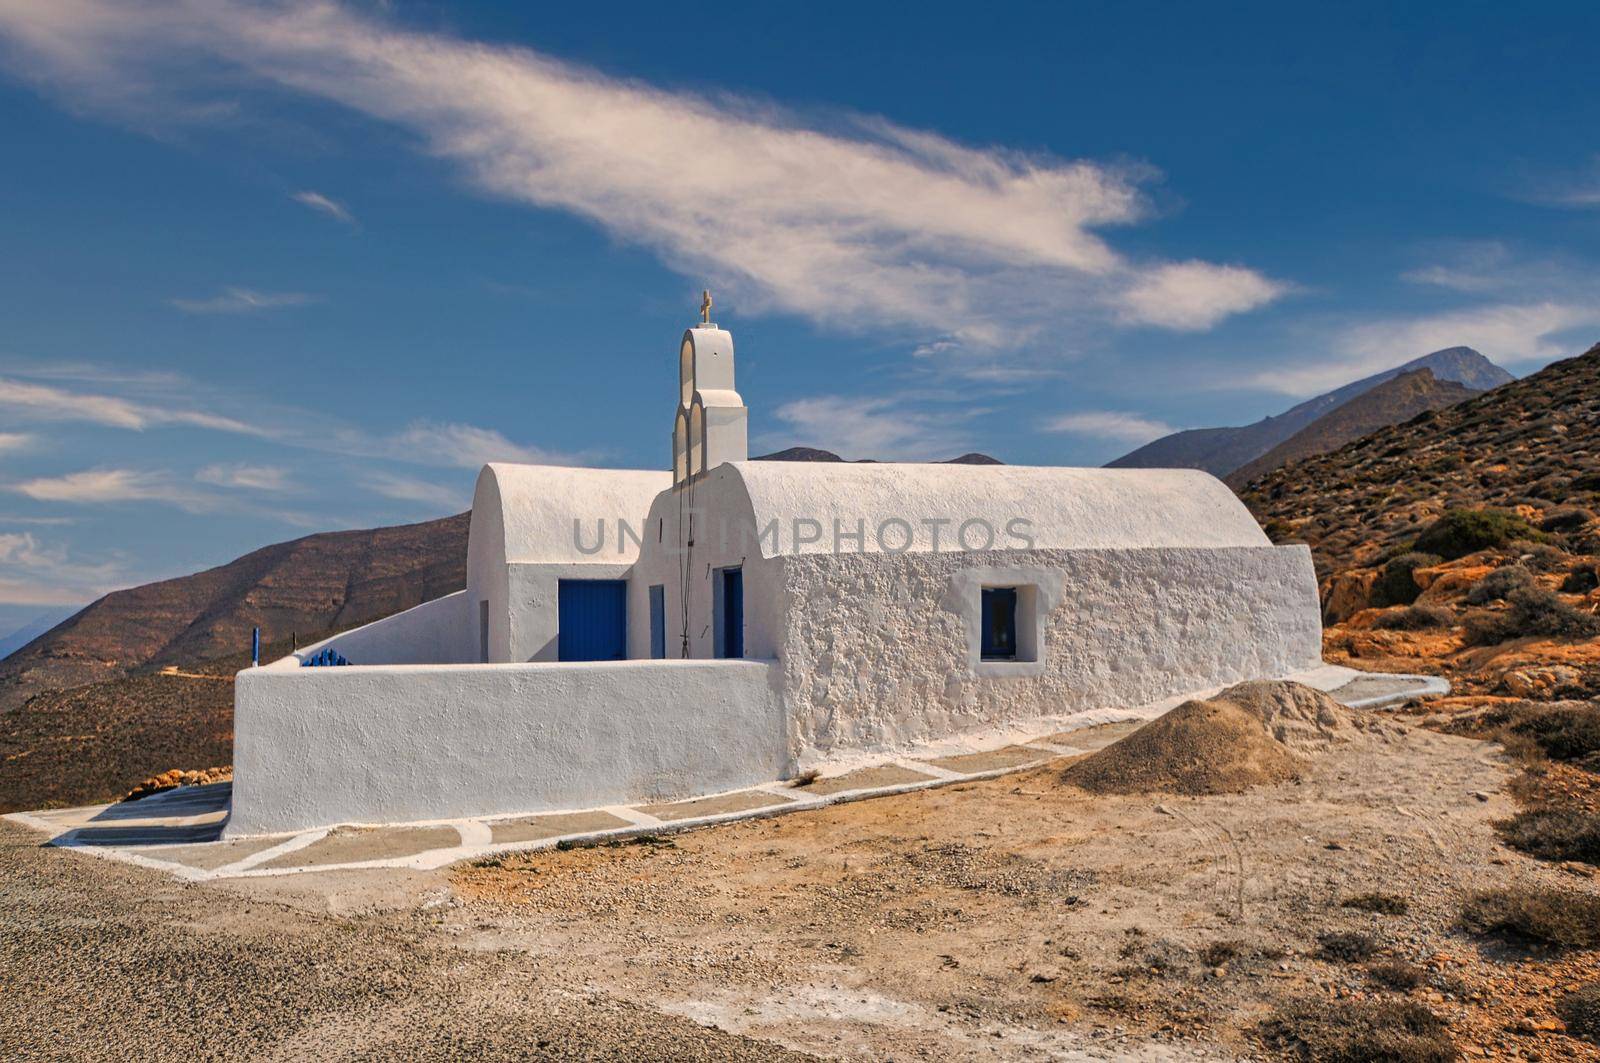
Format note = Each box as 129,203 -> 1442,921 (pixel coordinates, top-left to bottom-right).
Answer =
252,627 -> 260,667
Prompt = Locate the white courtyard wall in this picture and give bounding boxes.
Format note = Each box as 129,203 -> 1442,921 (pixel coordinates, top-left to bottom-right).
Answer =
227,658 -> 785,836
296,590 -> 474,666
774,544 -> 1323,762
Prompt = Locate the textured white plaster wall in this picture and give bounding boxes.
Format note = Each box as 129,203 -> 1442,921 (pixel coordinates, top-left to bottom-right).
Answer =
297,591 -> 474,666
775,545 -> 1322,762
227,658 -> 786,836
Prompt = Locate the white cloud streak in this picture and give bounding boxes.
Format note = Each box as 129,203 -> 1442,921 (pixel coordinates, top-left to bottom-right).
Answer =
0,375 -> 261,433
1041,410 -> 1177,445
0,432 -> 33,454
9,467 -> 206,508
291,188 -> 354,224
385,421 -> 575,468
364,471 -> 467,512
0,0 -> 1284,351
195,462 -> 291,490
169,286 -> 317,313
767,395 -> 975,461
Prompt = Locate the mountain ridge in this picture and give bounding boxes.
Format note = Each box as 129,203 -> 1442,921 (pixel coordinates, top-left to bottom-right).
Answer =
1109,346 -> 1513,476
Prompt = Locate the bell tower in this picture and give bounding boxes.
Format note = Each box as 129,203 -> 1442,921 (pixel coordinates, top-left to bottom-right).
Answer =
671,290 -> 747,486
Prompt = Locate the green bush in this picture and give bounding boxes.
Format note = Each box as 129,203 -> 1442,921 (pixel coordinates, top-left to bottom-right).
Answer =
1460,886 -> 1600,948
1372,553 -> 1441,607
1413,508 -> 1545,560
1496,808 -> 1600,865
1542,507 -> 1595,533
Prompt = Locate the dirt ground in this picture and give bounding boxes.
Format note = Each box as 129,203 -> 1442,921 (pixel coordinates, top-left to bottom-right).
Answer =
8,712 -> 1600,1060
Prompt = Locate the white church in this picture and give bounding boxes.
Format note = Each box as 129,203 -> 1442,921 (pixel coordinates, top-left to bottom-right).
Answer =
226,298 -> 1326,836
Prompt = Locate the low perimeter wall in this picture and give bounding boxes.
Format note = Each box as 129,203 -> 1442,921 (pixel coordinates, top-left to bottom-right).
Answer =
227,657 -> 786,837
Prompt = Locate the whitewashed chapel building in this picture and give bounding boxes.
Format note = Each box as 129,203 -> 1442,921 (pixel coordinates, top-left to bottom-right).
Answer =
227,298 -> 1324,836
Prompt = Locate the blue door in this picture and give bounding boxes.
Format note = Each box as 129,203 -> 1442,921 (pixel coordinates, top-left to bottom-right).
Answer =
648,584 -> 666,659
720,567 -> 744,659
558,579 -> 627,661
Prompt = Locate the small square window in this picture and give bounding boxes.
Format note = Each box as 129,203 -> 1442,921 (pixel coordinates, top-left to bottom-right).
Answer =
981,587 -> 1018,661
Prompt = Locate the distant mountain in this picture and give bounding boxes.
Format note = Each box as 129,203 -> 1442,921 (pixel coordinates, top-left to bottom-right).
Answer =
1108,346 -> 1513,476
753,447 -> 1004,464
0,513 -> 469,713
753,446 -> 847,462
0,609 -> 76,663
1224,369 -> 1482,489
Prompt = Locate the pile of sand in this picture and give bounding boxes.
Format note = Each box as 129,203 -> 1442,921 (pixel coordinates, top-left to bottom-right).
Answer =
1060,681 -> 1395,796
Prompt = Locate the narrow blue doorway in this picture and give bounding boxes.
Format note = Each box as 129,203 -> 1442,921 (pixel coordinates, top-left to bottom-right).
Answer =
719,567 -> 743,659
648,584 -> 666,659
558,579 -> 627,661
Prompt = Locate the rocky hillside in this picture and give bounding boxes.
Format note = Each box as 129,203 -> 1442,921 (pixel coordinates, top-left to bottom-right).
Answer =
0,513 -> 469,713
1224,369 -> 1481,489
1239,342 -> 1600,700
1110,346 -> 1512,475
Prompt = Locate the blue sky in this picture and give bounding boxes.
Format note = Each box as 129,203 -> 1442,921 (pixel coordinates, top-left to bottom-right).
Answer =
1,0 -> 1598,631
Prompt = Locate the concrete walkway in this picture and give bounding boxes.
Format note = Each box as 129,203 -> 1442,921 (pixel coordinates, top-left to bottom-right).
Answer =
5,665 -> 1445,882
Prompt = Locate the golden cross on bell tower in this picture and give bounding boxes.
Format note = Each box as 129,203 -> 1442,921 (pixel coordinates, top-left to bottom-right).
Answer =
699,288 -> 713,325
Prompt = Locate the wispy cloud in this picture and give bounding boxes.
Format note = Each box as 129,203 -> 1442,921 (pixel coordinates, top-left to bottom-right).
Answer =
766,395 -> 976,461
383,421 -> 577,468
9,468 -> 205,508
0,0 -> 1285,355
364,471 -> 467,512
1517,155 -> 1600,209
0,432 -> 33,454
291,188 -> 354,224
195,462 -> 290,491
0,375 -> 260,433
0,531 -> 129,606
169,286 -> 317,314
1041,410 -> 1177,445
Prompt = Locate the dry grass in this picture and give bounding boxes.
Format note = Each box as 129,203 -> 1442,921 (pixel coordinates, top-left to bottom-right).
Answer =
1257,999 -> 1456,1063
1559,983 -> 1600,1043
1459,887 -> 1600,948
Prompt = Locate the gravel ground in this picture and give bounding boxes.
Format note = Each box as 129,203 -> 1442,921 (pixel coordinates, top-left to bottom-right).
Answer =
0,821 -> 813,1061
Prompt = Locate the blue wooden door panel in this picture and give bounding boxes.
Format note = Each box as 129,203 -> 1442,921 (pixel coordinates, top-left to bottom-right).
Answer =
558,579 -> 627,661
648,584 -> 666,659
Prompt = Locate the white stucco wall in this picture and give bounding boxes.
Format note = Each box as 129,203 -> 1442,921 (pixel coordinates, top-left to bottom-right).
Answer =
227,657 -> 786,836
466,464 -> 670,662
296,590 -> 474,666
775,544 -> 1323,762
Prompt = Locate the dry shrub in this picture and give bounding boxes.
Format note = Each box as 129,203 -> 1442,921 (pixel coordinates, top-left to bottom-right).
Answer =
1372,553 -> 1441,607
1367,961 -> 1427,990
1374,604 -> 1453,631
1563,565 -> 1600,594
1257,999 -> 1455,1063
1495,808 -> 1600,865
1341,892 -> 1410,915
1459,887 -> 1600,948
1558,984 -> 1600,1043
1463,564 -> 1535,605
1317,930 -> 1379,962
1501,702 -> 1600,763
1463,587 -> 1600,646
